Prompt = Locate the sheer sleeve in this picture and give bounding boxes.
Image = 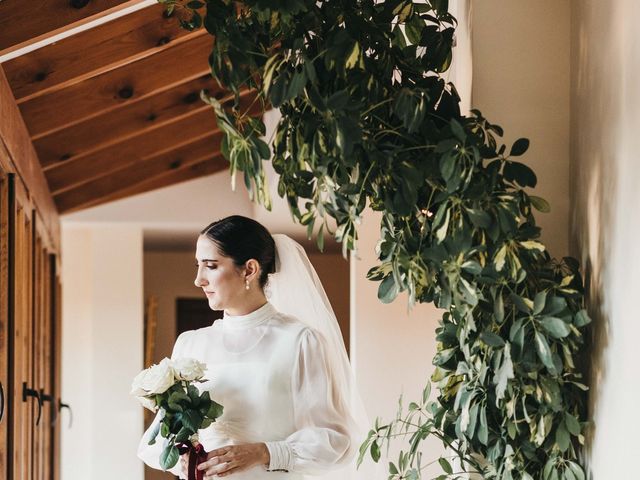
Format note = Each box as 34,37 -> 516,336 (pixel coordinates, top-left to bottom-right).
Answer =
136,331 -> 192,478
264,328 -> 355,474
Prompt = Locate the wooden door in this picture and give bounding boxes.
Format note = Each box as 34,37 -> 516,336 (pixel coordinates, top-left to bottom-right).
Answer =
32,213 -> 55,480
0,170 -> 9,480
50,258 -> 62,480
10,177 -> 36,480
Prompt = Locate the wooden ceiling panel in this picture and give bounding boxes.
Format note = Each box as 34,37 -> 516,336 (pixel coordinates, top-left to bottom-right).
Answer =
35,75 -> 226,168
59,156 -> 227,213
46,107 -> 217,195
45,90 -> 259,194
19,32 -> 212,139
0,0 -> 144,57
3,4 -> 200,103
1,4 -> 260,215
54,132 -> 224,212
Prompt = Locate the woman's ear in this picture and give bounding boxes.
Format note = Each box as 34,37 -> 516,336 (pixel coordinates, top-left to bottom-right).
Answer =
244,259 -> 261,283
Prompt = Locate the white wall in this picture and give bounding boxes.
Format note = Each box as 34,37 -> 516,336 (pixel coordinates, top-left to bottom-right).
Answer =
63,171 -> 253,226
570,0 -> 640,477
472,0 -> 571,258
61,225 -> 144,480
351,211 -> 445,478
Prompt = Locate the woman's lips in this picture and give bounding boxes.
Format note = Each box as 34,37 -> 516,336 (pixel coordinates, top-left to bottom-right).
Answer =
204,291 -> 215,297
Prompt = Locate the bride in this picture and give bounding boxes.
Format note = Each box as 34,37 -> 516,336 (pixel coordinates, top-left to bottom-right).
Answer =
137,215 -> 367,479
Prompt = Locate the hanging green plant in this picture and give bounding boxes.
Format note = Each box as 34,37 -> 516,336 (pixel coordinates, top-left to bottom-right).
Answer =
159,0 -> 590,479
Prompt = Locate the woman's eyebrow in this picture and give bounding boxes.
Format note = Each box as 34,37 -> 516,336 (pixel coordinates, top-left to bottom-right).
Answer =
198,258 -> 218,262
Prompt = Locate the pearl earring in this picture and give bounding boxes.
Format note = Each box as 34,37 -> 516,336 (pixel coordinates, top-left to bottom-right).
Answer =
245,279 -> 250,291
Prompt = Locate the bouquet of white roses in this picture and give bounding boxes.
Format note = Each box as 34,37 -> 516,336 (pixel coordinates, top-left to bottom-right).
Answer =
131,357 -> 223,472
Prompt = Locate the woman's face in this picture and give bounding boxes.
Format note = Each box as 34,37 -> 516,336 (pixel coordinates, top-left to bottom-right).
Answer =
194,235 -> 246,311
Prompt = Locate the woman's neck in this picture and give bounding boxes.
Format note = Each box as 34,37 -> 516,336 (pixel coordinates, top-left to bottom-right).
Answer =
224,292 -> 269,317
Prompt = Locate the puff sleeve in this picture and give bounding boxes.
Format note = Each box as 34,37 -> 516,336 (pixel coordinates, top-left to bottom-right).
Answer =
264,328 -> 356,474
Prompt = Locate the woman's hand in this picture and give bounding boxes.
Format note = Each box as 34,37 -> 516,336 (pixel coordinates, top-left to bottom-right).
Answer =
197,443 -> 270,477
179,451 -> 189,479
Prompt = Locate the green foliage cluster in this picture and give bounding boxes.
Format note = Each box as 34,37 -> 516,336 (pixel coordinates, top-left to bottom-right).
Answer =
159,0 -> 591,478
148,381 -> 224,470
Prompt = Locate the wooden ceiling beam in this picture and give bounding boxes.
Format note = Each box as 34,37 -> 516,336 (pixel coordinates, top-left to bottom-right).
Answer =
0,0 -> 149,57
58,156 -> 227,213
54,133 -> 224,212
47,107 -> 216,195
45,91 -> 259,194
19,32 -> 212,139
3,4 -> 201,103
34,75 -> 228,168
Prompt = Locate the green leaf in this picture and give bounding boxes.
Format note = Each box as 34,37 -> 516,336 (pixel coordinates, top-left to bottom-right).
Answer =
555,423 -> 570,452
434,208 -> 450,243
564,467 -> 577,480
433,347 -> 456,366
254,138 -> 271,160
326,90 -> 350,110
270,72 -> 289,108
574,309 -> 591,327
494,244 -> 507,271
565,413 -> 581,436
207,400 -> 224,419
567,462 -> 585,480
345,41 -> 361,69
535,331 -> 556,374
287,69 -> 307,101
467,208 -> 491,228
160,444 -> 180,470
493,343 -> 514,401
181,409 -> 202,432
533,290 -> 547,315
378,275 -> 400,303
438,457 -> 453,474
168,390 -> 190,405
504,160 -> 537,188
450,119 -> 466,142
478,406 -> 488,445
530,195 -> 551,213
480,331 -> 505,348
510,293 -> 532,313
520,240 -> 545,252
540,317 -> 571,339
405,14 -> 424,44
510,138 -> 530,156
370,440 -> 381,462
494,293 -> 504,323
543,296 -> 567,316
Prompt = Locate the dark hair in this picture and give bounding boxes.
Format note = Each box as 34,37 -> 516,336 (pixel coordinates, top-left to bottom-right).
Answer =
200,215 -> 276,288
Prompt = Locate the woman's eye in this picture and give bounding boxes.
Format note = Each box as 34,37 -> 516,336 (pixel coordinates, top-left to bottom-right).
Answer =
195,261 -> 216,270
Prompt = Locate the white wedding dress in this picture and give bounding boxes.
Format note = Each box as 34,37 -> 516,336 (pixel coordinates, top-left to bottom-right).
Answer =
138,302 -> 357,479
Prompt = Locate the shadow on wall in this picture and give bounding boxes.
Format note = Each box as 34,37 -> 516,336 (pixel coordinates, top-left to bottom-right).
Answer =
569,0 -> 640,476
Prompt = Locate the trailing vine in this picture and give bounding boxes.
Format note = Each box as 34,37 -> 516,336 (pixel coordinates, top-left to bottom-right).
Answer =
158,1 -> 590,479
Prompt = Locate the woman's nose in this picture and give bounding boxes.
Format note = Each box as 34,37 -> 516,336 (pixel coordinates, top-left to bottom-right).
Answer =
194,271 -> 208,287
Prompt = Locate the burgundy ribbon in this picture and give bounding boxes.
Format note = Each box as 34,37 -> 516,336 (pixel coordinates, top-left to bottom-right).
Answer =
177,442 -> 208,480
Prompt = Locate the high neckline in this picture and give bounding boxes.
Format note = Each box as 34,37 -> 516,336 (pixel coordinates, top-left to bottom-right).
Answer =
221,302 -> 276,330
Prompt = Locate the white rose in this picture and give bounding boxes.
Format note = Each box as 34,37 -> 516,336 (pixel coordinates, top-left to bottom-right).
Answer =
130,368 -> 149,397
135,395 -> 158,412
135,358 -> 175,395
173,358 -> 206,382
